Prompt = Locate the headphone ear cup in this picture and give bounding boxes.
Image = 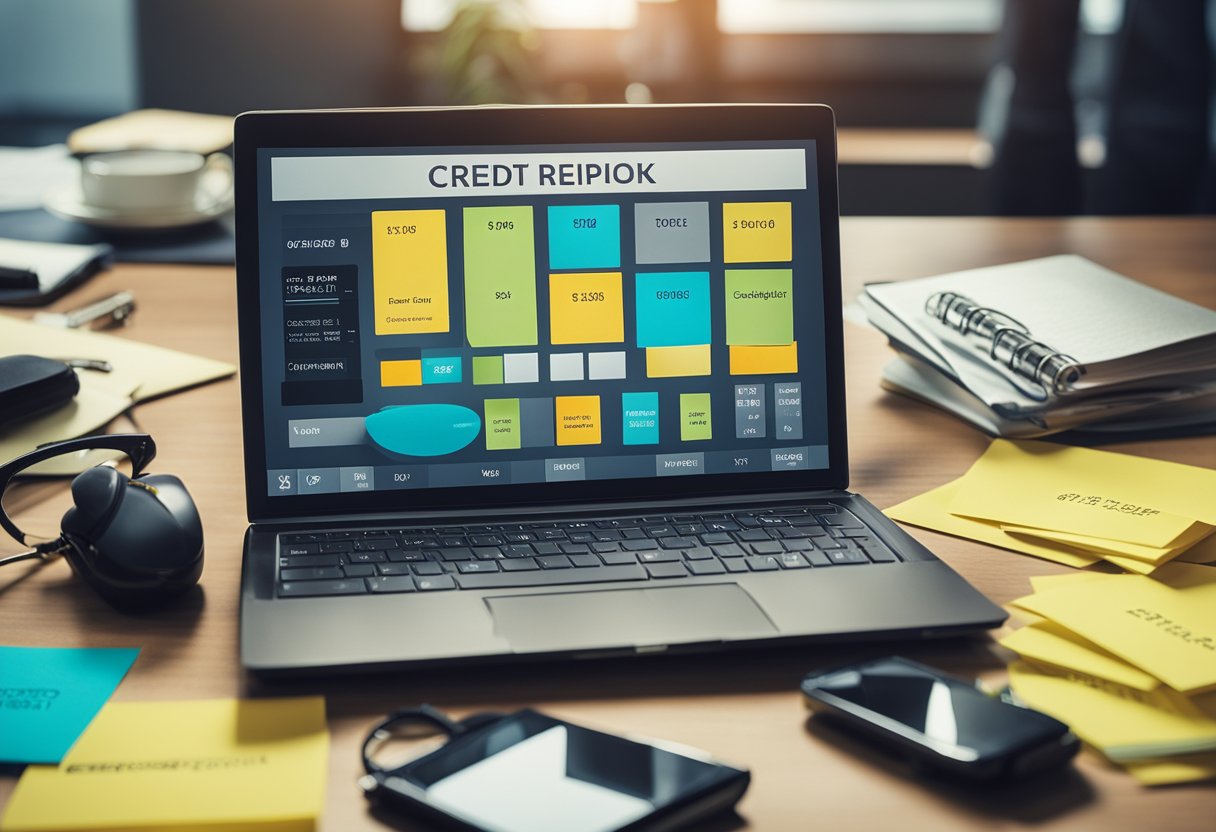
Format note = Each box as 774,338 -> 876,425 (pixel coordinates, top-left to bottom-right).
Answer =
61,465 -> 126,542
58,467 -> 204,608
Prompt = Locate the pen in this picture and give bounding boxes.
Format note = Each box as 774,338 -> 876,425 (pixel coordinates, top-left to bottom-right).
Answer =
33,290 -> 136,329
0,264 -> 39,290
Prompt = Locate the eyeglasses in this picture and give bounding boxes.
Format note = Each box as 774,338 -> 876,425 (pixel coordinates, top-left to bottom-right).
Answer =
0,433 -> 157,565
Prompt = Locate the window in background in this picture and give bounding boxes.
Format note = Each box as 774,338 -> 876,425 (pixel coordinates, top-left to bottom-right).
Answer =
403,0 -> 638,31
717,0 -> 1123,35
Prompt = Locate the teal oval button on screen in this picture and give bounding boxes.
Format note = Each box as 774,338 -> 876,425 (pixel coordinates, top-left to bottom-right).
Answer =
365,404 -> 481,456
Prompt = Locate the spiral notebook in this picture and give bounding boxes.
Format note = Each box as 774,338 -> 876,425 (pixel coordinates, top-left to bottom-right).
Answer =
860,255 -> 1216,435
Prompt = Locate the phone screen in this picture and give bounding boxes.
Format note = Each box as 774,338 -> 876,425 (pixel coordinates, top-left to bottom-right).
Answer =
804,657 -> 1065,760
396,710 -> 740,832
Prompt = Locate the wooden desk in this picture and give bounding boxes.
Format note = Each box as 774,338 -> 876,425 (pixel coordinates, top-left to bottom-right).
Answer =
2,217 -> 1214,830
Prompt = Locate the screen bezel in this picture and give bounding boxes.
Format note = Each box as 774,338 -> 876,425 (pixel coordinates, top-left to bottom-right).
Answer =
234,104 -> 847,523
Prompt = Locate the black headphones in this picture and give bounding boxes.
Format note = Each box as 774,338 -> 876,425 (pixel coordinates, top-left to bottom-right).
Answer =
0,434 -> 203,608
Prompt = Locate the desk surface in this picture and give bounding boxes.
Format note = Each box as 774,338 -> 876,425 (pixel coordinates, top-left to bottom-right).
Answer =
2,216 -> 1214,830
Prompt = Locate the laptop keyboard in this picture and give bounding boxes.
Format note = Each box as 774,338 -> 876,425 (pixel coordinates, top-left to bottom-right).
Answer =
274,504 -> 900,598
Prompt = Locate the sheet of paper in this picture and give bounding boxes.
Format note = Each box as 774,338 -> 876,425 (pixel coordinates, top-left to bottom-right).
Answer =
1178,537 -> 1216,564
1011,562 -> 1216,694
0,314 -> 235,404
1000,621 -> 1161,692
1123,752 -> 1216,786
1001,523 -> 1213,564
949,440 -> 1214,547
0,646 -> 138,764
1028,572 -> 1115,594
1,697 -> 327,832
0,315 -> 234,468
884,479 -> 1100,568
1008,662 -> 1216,762
1000,527 -> 1163,573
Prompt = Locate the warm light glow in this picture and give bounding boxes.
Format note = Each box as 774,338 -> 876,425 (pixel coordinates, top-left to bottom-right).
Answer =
403,0 -> 637,32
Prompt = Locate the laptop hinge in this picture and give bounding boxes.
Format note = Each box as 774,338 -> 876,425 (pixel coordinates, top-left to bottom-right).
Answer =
249,488 -> 853,530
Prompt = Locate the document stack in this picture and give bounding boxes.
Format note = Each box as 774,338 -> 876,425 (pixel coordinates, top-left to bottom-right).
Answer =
1001,565 -> 1216,785
858,256 -> 1216,437
886,440 -> 1216,574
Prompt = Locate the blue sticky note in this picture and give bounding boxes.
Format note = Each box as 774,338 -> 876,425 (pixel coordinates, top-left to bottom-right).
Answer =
422,356 -> 462,384
622,391 -> 660,445
548,204 -> 621,269
635,271 -> 711,348
0,645 -> 139,764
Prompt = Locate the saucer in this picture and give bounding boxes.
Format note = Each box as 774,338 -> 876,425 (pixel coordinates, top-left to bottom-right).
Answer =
45,162 -> 234,231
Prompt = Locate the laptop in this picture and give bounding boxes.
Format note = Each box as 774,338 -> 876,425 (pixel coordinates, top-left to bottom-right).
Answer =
233,104 -> 1005,674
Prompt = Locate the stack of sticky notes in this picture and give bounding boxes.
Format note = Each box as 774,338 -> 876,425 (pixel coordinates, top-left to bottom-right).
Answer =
885,439 -> 1216,573
1000,564 -> 1216,785
2,696 -> 328,831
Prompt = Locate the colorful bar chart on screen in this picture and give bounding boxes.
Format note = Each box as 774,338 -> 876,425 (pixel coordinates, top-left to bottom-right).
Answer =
730,342 -> 798,375
722,201 -> 792,264
635,272 -> 711,348
463,206 -> 538,347
555,395 -> 602,446
548,204 -> 621,269
622,392 -> 660,445
646,344 -> 711,378
680,393 -> 713,441
549,272 -> 624,344
371,209 -> 449,335
725,269 -> 794,345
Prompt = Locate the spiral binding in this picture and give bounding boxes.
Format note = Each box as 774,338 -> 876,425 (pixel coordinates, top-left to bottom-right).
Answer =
925,291 -> 1083,394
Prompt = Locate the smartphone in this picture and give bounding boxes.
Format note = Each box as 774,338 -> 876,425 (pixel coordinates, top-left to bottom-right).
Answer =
362,708 -> 749,832
801,657 -> 1079,781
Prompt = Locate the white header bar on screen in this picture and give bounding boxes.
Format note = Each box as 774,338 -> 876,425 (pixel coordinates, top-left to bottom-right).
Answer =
270,149 -> 807,201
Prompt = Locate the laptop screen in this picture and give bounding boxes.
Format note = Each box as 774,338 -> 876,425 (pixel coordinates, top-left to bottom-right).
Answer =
252,137 -> 831,502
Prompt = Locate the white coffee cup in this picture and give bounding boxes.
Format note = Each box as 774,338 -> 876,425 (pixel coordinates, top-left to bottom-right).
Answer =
80,150 -> 228,213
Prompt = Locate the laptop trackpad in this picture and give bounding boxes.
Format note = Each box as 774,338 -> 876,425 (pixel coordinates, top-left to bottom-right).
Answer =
486,584 -> 777,653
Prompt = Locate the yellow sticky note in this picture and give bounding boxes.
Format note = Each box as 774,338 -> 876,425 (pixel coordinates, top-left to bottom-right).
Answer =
555,395 -> 602,446
1178,533 -> 1216,564
729,342 -> 798,375
1000,621 -> 1161,692
549,272 -> 624,345
1098,554 -> 1162,575
949,440 -> 1213,548
1028,572 -> 1116,595
722,201 -> 792,263
1002,523 -> 1213,564
884,479 -> 1099,568
372,209 -> 450,335
380,359 -> 422,387
1,697 -> 327,832
1124,752 -> 1216,786
1008,662 -> 1216,761
645,344 -> 712,378
1011,562 -> 1216,694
